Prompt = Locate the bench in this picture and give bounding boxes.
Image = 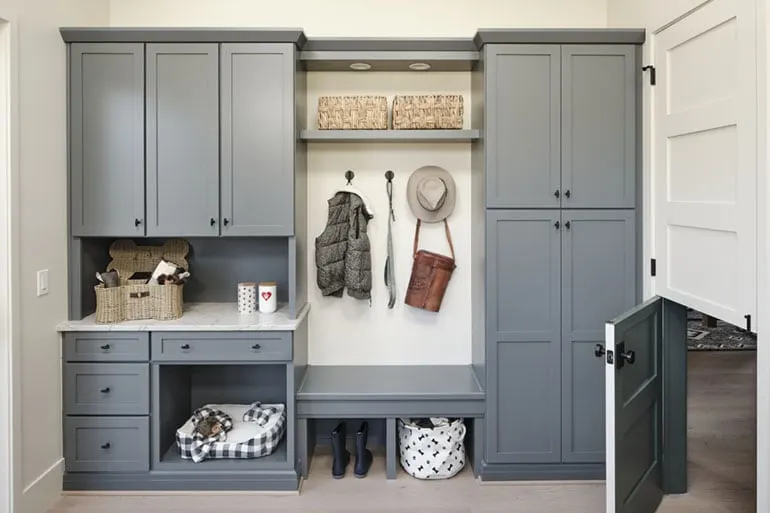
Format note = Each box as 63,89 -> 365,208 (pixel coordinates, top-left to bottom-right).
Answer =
296,365 -> 486,480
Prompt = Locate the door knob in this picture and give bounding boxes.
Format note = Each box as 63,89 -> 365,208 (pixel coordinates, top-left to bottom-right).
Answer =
594,344 -> 605,358
180,344 -> 191,350
616,342 -> 635,369
134,218 -> 143,227
100,387 -> 110,393
210,217 -> 216,226
620,350 -> 636,365
100,344 -> 111,351
554,189 -> 560,198
565,190 -> 571,198
565,221 -> 571,230
554,221 -> 560,230
101,442 -> 111,449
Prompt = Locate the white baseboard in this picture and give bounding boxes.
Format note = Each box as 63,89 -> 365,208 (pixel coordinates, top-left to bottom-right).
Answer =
19,459 -> 62,513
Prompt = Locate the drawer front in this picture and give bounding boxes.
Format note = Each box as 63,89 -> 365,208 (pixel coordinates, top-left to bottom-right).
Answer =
64,416 -> 149,472
151,332 -> 292,362
63,332 -> 150,362
64,363 -> 149,415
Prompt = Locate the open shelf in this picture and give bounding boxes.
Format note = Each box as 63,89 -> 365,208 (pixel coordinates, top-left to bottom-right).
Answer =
300,129 -> 480,142
157,439 -> 288,471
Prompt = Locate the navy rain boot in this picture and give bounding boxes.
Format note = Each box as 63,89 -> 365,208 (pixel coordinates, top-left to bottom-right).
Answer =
354,421 -> 373,478
331,422 -> 350,479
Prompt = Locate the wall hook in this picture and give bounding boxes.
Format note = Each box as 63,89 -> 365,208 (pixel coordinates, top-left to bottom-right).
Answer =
345,170 -> 355,185
385,170 -> 394,183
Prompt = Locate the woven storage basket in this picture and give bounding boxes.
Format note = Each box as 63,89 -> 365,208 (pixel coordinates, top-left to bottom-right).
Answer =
392,95 -> 464,130
317,95 -> 388,130
94,239 -> 189,324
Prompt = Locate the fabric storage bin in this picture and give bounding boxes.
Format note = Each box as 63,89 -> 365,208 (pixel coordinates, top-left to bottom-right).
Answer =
94,239 -> 188,323
317,95 -> 388,130
398,417 -> 466,480
392,94 -> 464,129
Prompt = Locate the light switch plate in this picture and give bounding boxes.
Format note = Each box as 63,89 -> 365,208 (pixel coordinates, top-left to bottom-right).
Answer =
37,269 -> 49,297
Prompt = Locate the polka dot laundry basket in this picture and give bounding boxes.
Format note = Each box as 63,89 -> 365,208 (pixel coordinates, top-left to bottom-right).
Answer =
397,418 -> 466,480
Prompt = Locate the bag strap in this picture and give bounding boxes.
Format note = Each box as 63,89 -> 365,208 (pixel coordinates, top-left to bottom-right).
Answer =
413,219 -> 456,260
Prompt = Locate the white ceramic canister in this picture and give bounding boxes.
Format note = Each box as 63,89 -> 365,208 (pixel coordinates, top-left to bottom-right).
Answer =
237,282 -> 258,314
259,281 -> 277,313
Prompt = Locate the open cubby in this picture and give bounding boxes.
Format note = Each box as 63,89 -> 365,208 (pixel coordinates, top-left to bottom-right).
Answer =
152,364 -> 291,471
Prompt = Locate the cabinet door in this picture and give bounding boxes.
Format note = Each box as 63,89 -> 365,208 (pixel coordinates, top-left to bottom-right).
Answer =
486,210 -> 562,463
561,209 -> 636,463
485,45 -> 561,209
220,44 -> 295,236
562,45 -> 637,208
146,44 -> 220,237
70,43 -> 145,237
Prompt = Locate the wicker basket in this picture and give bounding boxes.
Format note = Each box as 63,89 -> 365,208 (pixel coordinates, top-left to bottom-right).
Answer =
392,95 -> 464,130
317,96 -> 388,130
94,239 -> 189,324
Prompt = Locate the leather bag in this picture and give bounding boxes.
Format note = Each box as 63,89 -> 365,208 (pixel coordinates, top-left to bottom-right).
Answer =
404,219 -> 456,312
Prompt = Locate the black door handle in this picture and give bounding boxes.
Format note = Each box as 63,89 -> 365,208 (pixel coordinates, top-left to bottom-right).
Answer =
594,344 -> 605,358
100,344 -> 111,351
100,387 -> 110,393
565,190 -> 571,198
554,221 -> 560,230
252,344 -> 261,350
101,442 -> 111,449
180,344 -> 191,350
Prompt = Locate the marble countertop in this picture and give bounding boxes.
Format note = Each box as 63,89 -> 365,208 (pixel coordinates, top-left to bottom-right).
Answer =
56,302 -> 310,332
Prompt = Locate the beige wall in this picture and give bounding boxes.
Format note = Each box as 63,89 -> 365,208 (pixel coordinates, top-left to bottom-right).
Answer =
607,0 -> 708,29
3,1 -> 110,512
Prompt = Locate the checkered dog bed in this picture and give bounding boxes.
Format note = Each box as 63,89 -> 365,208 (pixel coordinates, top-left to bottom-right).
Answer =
176,402 -> 286,463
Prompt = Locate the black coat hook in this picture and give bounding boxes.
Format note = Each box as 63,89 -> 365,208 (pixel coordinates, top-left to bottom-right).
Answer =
385,170 -> 394,182
345,170 -> 355,185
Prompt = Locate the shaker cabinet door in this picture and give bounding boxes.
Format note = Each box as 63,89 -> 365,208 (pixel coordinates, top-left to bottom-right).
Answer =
146,44 -> 220,237
220,43 -> 295,236
70,43 -> 145,237
485,210 -> 562,463
485,45 -> 561,209
561,45 -> 637,208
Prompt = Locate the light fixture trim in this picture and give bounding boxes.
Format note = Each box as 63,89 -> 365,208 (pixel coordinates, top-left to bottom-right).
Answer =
409,62 -> 432,71
349,62 -> 372,71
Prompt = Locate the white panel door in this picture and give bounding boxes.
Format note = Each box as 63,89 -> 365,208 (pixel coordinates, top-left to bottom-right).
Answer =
653,0 -> 757,330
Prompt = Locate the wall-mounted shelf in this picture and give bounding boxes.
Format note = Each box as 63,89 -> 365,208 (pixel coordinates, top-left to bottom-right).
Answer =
300,129 -> 480,142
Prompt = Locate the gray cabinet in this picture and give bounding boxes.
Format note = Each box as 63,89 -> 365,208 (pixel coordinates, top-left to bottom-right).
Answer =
146,44 -> 220,237
64,417 -> 150,472
484,44 -> 637,210
486,210 -> 562,463
486,209 -> 636,465
70,43 -> 145,237
485,45 -> 561,209
561,46 -> 637,209
560,210 -> 636,463
220,44 -> 296,236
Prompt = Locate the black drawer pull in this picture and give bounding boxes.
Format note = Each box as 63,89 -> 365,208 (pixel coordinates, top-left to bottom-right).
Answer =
101,442 -> 111,449
100,387 -> 110,394
100,344 -> 111,351
180,344 -> 191,350
252,344 -> 261,350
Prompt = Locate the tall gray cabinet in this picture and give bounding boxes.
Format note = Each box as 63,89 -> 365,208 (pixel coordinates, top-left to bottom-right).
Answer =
475,36 -> 642,479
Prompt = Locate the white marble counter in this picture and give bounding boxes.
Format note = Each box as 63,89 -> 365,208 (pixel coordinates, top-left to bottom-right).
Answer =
56,302 -> 310,332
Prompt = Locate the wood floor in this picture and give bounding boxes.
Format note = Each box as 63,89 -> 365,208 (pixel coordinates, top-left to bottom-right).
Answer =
49,352 -> 756,513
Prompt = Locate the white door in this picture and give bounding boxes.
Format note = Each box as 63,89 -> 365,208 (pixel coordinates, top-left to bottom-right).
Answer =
606,0 -> 759,512
653,0 -> 757,331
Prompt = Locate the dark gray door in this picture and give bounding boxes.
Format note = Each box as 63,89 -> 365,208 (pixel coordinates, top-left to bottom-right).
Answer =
70,43 -> 145,237
486,210 -> 561,463
485,45 -> 561,209
604,296 -> 664,513
561,45 -> 636,209
220,43 -> 295,236
146,43 -> 220,237
561,210 -> 636,463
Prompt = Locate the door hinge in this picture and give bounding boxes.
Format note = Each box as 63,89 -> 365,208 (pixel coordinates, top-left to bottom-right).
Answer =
650,258 -> 657,277
642,65 -> 656,86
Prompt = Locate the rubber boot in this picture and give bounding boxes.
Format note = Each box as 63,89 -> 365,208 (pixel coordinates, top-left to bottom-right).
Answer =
354,421 -> 373,478
331,422 -> 350,479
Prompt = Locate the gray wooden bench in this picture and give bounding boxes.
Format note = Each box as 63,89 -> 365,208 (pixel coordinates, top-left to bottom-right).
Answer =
296,365 -> 485,480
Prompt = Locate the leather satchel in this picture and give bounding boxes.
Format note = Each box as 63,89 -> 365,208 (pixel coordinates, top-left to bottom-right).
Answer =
405,219 -> 456,312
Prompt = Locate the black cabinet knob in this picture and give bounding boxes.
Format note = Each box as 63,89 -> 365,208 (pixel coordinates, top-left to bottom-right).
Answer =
100,344 -> 111,351
101,442 -> 111,449
210,217 -> 216,226
134,218 -> 142,226
554,189 -> 560,198
252,344 -> 261,350
594,344 -> 606,358
223,218 -> 230,226
554,221 -> 560,230
565,221 -> 571,230
180,344 -> 191,350
565,190 -> 571,199
620,350 -> 636,365
100,387 -> 110,393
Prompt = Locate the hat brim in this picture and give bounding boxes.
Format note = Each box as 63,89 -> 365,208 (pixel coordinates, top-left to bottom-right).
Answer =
406,165 -> 457,223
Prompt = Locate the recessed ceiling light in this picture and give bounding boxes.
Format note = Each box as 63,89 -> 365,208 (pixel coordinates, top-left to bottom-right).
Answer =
409,62 -> 431,71
349,62 -> 372,71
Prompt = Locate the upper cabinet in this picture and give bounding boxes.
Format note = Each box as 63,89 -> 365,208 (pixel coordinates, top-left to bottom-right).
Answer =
70,43 -> 145,237
484,44 -> 637,209
68,41 -> 298,238
220,44 -> 296,237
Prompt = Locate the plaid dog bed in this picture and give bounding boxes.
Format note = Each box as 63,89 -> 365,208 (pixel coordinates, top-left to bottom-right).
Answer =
176,402 -> 286,463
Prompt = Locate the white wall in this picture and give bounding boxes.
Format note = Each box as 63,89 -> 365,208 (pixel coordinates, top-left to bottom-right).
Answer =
1,1 -> 110,513
110,0 -> 609,365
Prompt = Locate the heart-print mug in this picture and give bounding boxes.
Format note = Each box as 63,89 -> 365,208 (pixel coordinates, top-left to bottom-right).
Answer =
259,281 -> 277,313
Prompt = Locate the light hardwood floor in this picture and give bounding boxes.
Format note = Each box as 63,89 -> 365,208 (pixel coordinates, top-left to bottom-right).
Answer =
49,352 -> 756,513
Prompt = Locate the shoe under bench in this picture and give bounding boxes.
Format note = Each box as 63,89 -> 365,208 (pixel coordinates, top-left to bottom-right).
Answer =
296,365 -> 486,480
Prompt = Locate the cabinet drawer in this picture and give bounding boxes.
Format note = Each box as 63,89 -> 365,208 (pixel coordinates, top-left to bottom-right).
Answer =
64,416 -> 149,472
151,332 -> 292,362
64,363 -> 149,415
63,332 -> 150,362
